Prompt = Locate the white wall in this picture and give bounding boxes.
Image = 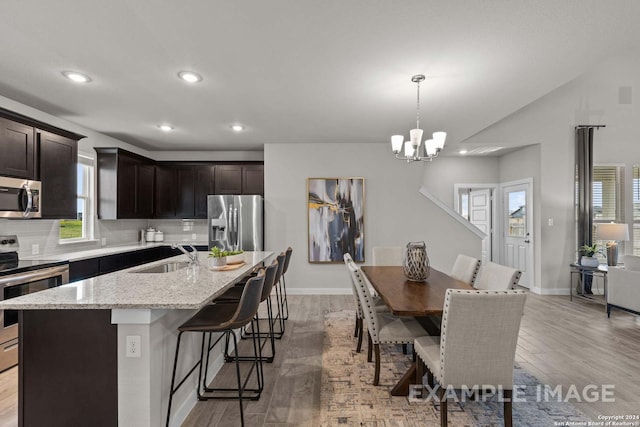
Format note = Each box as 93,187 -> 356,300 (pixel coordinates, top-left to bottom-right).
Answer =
422,157 -> 499,208
464,52 -> 640,293
264,142 -> 482,293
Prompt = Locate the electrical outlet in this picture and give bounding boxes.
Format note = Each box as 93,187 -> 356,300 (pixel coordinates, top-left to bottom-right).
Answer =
31,244 -> 39,255
126,335 -> 141,358
191,233 -> 197,240
101,237 -> 107,246
548,218 -> 554,227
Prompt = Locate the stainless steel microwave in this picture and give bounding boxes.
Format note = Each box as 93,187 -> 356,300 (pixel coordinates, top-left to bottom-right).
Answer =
0,176 -> 41,218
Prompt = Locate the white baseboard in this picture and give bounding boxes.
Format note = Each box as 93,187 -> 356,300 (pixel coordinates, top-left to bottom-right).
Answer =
287,287 -> 352,295
530,286 -> 571,295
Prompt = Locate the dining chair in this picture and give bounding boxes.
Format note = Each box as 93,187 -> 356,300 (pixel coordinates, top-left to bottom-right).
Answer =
343,253 -> 388,353
450,254 -> 481,286
474,261 -> 521,290
345,255 -> 428,386
372,246 -> 403,266
414,289 -> 527,427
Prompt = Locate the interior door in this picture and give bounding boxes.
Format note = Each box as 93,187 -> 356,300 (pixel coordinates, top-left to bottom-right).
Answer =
502,181 -> 533,288
469,189 -> 492,265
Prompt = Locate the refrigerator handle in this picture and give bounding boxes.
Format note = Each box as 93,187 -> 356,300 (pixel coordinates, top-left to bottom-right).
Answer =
233,206 -> 239,251
227,205 -> 234,250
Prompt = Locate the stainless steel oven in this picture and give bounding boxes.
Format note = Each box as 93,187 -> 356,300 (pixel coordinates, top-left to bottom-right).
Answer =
0,176 -> 41,219
0,264 -> 68,372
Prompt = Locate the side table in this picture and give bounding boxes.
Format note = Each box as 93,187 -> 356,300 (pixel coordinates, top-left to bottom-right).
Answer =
569,263 -> 608,312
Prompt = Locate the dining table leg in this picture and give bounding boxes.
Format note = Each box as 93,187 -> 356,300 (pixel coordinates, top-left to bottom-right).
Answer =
390,363 -> 417,396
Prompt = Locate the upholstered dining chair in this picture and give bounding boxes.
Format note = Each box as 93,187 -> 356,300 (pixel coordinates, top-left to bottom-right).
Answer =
474,262 -> 521,290
450,254 -> 481,286
343,253 -> 388,353
345,255 -> 428,386
414,289 -> 527,427
372,246 -> 403,266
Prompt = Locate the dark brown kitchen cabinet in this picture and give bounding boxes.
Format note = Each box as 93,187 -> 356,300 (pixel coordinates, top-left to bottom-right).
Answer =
95,148 -> 155,219
194,165 -> 215,218
0,117 -> 35,179
242,164 -> 264,195
215,165 -> 242,194
154,164 -> 214,219
176,166 -> 195,218
38,131 -> 77,219
214,164 -> 264,196
154,165 -> 177,218
136,162 -> 155,218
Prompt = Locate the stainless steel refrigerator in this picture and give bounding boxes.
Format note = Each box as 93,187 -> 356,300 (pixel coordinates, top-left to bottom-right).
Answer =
207,195 -> 263,251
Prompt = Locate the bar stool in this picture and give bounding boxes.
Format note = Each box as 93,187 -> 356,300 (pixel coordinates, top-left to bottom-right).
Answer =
214,257 -> 280,363
166,272 -> 266,427
224,249 -> 288,338
280,247 -> 292,320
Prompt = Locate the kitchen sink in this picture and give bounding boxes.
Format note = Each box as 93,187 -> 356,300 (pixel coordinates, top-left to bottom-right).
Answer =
131,261 -> 190,274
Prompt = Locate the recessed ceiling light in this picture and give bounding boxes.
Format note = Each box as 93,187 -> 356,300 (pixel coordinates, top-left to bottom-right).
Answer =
230,124 -> 245,132
158,124 -> 174,132
178,71 -> 202,83
459,149 -> 468,155
62,71 -> 92,83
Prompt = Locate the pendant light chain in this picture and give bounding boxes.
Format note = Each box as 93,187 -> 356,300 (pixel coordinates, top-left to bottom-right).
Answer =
416,80 -> 421,130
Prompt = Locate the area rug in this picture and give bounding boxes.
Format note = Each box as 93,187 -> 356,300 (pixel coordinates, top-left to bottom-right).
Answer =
319,310 -> 591,427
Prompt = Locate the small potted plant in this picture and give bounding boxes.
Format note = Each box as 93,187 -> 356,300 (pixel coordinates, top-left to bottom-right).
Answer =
208,246 -> 228,268
578,244 -> 600,267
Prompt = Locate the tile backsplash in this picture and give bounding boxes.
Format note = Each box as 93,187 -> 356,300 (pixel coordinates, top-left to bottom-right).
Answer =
0,218 -> 208,258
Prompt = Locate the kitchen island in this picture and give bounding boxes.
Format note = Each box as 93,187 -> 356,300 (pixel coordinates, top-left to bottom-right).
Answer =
0,250 -> 272,427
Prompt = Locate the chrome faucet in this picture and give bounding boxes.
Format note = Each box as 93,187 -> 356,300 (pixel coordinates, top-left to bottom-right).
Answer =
171,244 -> 199,266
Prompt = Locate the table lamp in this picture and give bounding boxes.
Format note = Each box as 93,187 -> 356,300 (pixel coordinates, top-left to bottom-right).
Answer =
597,222 -> 630,266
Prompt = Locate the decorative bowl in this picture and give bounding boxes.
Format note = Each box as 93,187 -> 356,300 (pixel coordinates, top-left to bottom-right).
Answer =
227,254 -> 245,265
209,256 -> 228,268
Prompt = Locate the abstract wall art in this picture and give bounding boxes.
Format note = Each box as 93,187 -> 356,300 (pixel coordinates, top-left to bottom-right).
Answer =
307,177 -> 364,263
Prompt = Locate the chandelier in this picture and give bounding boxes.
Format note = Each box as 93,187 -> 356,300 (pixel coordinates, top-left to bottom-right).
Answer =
391,74 -> 446,162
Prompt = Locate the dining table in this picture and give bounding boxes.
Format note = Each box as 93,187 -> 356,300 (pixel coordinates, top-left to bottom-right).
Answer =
361,265 -> 474,396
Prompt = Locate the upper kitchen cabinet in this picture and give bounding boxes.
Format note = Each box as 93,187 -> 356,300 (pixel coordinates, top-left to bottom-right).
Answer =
37,131 -> 78,219
95,148 -> 155,219
154,163 -> 214,219
154,165 -> 177,218
214,163 -> 264,195
242,164 -> 264,195
0,117 -> 35,179
194,165 -> 215,217
214,165 -> 242,194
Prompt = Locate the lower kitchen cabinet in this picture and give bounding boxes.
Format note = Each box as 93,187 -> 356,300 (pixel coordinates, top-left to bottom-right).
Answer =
19,310 -> 117,427
68,258 -> 100,282
68,246 -> 183,282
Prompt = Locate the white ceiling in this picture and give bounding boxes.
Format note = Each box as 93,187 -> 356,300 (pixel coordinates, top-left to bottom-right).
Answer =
1,0 -> 639,153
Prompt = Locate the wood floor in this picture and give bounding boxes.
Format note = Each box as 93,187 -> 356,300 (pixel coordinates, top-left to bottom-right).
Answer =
0,293 -> 638,426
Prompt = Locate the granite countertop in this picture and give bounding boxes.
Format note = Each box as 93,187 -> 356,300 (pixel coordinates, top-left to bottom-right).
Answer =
23,241 -> 209,262
0,251 -> 273,310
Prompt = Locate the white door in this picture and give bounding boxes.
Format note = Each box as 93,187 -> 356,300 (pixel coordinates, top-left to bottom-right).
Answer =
469,189 -> 492,265
502,181 -> 533,288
